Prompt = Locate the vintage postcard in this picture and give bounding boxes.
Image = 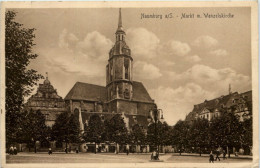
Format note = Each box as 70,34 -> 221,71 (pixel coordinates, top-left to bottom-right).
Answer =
0,1 -> 258,168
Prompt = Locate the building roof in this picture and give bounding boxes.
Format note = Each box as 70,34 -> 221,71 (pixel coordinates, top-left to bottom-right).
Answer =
192,93 -> 237,114
64,82 -> 107,102
65,81 -> 154,103
239,90 -> 252,102
132,81 -> 154,103
186,90 -> 252,122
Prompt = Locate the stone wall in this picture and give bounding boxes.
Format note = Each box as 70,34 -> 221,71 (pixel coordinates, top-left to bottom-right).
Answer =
117,100 -> 137,115
71,100 -> 95,113
137,102 -> 155,116
108,100 -> 117,113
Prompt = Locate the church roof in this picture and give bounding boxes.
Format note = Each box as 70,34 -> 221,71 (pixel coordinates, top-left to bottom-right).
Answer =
64,81 -> 154,103
64,82 -> 107,102
132,81 -> 154,103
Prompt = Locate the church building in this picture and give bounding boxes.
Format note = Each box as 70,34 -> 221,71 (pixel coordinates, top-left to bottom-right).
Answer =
64,9 -> 161,131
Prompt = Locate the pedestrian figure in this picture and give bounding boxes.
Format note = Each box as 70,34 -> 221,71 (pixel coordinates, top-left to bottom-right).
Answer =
76,147 -> 79,154
126,144 -> 129,155
215,148 -> 220,161
223,150 -> 226,160
151,150 -> 157,160
13,146 -> 17,155
96,144 -> 98,154
209,151 -> 214,163
156,150 -> 159,160
9,146 -> 14,155
48,147 -> 52,155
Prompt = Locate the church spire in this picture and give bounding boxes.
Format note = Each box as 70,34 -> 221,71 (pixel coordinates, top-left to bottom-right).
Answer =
116,8 -> 124,33
118,8 -> 122,29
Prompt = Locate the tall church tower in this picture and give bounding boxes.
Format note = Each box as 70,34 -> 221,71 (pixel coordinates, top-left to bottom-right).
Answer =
106,9 -> 133,102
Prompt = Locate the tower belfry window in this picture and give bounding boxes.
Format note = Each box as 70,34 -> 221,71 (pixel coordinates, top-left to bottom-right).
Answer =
124,58 -> 129,79
110,62 -> 113,81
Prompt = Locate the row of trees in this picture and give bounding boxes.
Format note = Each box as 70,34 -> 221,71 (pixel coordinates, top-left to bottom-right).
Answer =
51,110 -> 252,156
50,113 -> 173,153
8,107 -> 252,155
172,112 -> 252,156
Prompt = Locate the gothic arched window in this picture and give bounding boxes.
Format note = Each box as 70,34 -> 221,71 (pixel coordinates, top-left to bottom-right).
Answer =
110,61 -> 113,81
124,58 -> 129,79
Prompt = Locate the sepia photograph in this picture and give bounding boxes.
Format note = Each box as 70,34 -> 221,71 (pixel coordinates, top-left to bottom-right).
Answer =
0,1 -> 258,167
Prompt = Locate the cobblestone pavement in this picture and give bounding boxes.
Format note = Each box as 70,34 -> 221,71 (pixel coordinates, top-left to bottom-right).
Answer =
6,152 -> 252,164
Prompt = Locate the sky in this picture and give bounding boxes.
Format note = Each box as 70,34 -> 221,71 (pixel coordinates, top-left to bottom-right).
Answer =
12,7 -> 251,125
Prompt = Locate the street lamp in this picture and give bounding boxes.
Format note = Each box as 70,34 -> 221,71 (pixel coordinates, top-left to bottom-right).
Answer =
149,106 -> 160,154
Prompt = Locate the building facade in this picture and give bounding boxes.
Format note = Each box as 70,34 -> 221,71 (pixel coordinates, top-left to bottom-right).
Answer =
24,74 -> 67,127
185,90 -> 252,123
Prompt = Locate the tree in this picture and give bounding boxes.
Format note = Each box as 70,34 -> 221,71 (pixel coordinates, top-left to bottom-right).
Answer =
104,114 -> 128,153
147,121 -> 171,152
209,112 -> 242,157
17,109 -> 47,153
130,124 -> 145,147
84,114 -> 104,153
67,114 -> 81,144
240,117 -> 252,155
51,112 -> 81,153
188,118 -> 210,156
171,120 -> 190,155
5,11 -> 43,145
146,123 -> 156,148
160,122 -> 172,147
